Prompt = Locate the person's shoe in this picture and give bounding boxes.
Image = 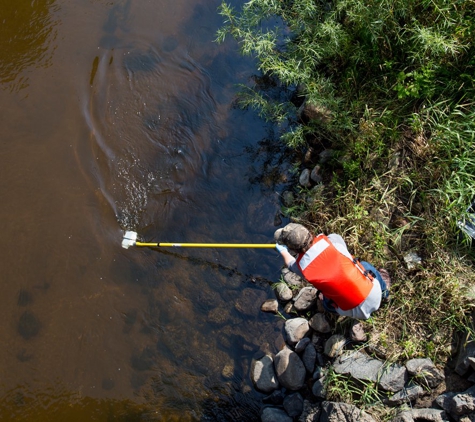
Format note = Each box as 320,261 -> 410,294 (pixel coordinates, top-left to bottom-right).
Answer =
379,268 -> 391,303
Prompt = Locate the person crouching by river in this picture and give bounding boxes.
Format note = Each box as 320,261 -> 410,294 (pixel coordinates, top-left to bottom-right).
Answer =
275,223 -> 390,320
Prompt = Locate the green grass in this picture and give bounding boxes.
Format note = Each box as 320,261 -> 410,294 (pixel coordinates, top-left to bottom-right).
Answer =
217,0 -> 475,413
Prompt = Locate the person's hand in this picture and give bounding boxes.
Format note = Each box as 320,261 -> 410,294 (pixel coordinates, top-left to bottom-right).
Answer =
275,243 -> 288,253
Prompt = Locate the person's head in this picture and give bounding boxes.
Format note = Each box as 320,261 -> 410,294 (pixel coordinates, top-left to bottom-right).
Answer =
274,223 -> 313,254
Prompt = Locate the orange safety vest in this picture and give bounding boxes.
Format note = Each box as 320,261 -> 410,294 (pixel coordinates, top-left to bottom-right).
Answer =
296,235 -> 374,310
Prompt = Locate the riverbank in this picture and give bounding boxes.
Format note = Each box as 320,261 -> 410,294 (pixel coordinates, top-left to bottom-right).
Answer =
217,0 -> 475,420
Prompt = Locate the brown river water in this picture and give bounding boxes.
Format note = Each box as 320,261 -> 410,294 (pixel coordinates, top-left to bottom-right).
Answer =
0,0 -> 292,420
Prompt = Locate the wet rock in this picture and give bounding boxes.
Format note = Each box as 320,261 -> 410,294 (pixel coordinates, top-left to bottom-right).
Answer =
378,363 -> 408,392
312,377 -> 326,398
274,347 -> 306,390
312,366 -> 324,380
261,299 -> 279,314
284,318 -> 310,345
17,311 -> 41,340
283,392 -> 304,418
282,268 -> 304,287
284,301 -> 297,315
309,313 -> 331,334
333,350 -> 382,382
282,191 -> 294,208
350,321 -> 367,342
299,168 -> 312,188
320,401 -> 376,422
406,358 -> 445,388
275,283 -> 293,302
324,334 -> 347,358
384,382 -> 424,406
263,389 -> 285,405
293,286 -> 318,312
295,337 -> 311,353
302,343 -> 317,373
298,400 -> 321,422
251,354 -> 279,393
222,362 -> 234,379
261,406 -> 293,422
235,288 -> 267,317
208,307 -> 229,325
310,165 -> 322,184
404,252 -> 422,270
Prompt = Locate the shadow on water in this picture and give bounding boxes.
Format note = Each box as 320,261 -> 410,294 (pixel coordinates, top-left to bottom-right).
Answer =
0,0 -> 59,93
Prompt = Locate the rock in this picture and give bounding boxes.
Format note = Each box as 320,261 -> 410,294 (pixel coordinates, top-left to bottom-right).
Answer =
313,366 -> 324,380
320,401 -> 376,422
404,252 -> 422,270
207,307 -> 229,325
263,389 -> 285,405
295,337 -> 311,353
282,191 -> 294,207
284,301 -> 297,315
275,283 -> 293,302
283,392 -> 304,418
282,268 -> 304,287
309,313 -> 331,333
455,337 -> 475,376
385,382 -> 425,406
378,363 -> 408,392
293,287 -> 318,312
392,408 -> 450,422
406,358 -> 445,388
251,354 -> 279,393
274,347 -> 307,390
319,149 -> 335,164
333,350 -> 383,383
261,299 -> 279,314
310,165 -> 322,184
312,377 -> 326,398
298,400 -> 321,422
324,334 -> 347,358
302,343 -> 317,373
436,385 -> 475,417
299,168 -> 312,188
350,321 -> 367,342
235,288 -> 267,317
261,406 -> 293,422
284,318 -> 310,345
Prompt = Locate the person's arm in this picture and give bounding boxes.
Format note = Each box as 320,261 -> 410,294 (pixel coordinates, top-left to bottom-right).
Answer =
276,244 -> 296,267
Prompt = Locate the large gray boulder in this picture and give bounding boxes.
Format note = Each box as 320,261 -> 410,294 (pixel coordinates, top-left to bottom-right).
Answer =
251,354 -> 279,393
274,347 -> 307,390
333,351 -> 383,382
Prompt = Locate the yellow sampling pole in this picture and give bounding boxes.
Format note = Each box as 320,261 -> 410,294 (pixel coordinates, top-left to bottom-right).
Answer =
121,231 -> 276,249
136,242 -> 276,248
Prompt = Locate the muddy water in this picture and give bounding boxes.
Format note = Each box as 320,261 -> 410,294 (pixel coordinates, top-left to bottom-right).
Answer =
0,0 -> 289,420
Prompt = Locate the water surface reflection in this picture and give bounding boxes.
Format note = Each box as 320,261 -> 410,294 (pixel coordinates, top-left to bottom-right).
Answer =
0,0 -> 290,420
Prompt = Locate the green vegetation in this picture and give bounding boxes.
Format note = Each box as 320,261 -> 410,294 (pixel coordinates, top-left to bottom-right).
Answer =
218,0 -> 475,408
